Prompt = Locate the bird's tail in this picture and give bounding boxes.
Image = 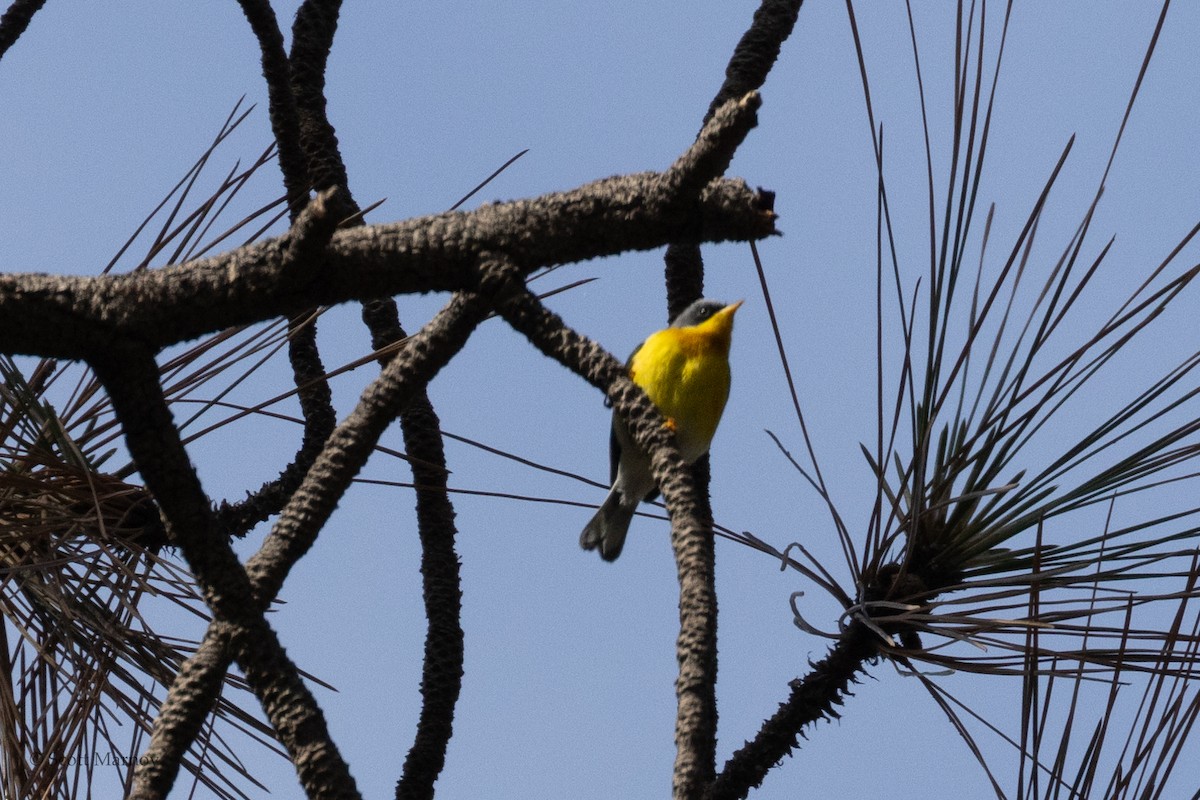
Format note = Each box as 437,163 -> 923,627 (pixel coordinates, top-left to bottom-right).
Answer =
580,486 -> 637,562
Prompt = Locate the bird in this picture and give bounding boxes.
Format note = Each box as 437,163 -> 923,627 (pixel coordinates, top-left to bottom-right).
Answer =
580,298 -> 743,561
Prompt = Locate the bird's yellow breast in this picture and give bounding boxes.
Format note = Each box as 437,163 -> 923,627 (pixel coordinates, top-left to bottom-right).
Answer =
628,323 -> 732,461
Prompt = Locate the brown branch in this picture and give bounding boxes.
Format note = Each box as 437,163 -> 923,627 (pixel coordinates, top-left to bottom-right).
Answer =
0,0 -> 46,62
357,287 -> 468,800
495,289 -> 725,798
707,624 -> 879,800
666,0 -> 805,318
130,268 -> 511,799
286,6 -> 468,790
658,94 -> 763,796
91,348 -> 260,619
213,189 -> 343,537
0,175 -> 775,358
236,0 -> 311,209
705,0 -> 806,126
393,386 -> 464,800
492,95 -> 767,800
658,5 -> 804,794
220,2 -> 341,544
93,347 -> 359,800
290,0 -> 356,201
0,92 -> 774,357
127,629 -> 233,800
671,447 -> 719,799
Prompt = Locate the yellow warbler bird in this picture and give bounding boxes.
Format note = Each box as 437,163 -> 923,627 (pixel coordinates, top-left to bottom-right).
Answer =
581,298 -> 743,561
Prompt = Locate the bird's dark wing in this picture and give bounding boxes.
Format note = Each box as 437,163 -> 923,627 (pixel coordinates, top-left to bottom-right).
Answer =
625,341 -> 643,369
608,340 -> 658,501
609,341 -> 643,482
608,422 -> 620,484
609,419 -> 659,502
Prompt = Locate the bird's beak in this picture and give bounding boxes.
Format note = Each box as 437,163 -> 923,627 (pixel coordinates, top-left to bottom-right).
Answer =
715,299 -> 744,321
702,299 -> 743,336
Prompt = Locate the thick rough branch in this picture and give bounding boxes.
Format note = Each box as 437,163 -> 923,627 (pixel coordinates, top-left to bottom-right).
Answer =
95,348 -> 359,800
91,349 -> 264,620
132,271 -> 507,799
213,191 -> 342,537
661,92 -> 763,205
0,0 -> 45,61
0,155 -> 775,360
669,480 -> 719,800
129,629 -> 234,800
653,80 -> 767,800
236,0 -> 311,208
496,289 -> 723,798
706,624 -> 878,800
667,0 -> 805,319
290,0 -> 355,200
393,387 -> 464,800
661,7 -> 805,795
705,0 -> 806,127
219,1 -> 344,543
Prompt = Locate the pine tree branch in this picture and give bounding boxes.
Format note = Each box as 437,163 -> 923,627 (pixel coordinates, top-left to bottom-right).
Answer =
213,189 -> 342,537
705,0 -> 806,127
666,0 -> 805,319
0,173 -> 775,359
659,4 -> 807,789
393,387 -> 464,800
236,0 -> 311,208
94,345 -> 359,800
496,93 -> 765,800
221,2 -> 342,542
495,289 -> 726,800
286,7 -> 468,791
130,266 -> 513,799
127,629 -> 233,800
0,0 -> 46,62
707,623 -> 880,800
660,7 -> 805,789
290,0 -> 355,201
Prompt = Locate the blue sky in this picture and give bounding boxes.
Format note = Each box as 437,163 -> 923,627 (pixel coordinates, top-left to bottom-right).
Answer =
3,3 -> 1200,799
